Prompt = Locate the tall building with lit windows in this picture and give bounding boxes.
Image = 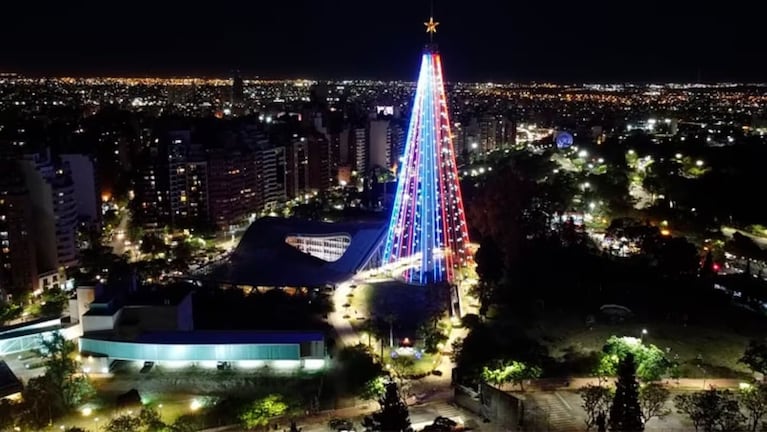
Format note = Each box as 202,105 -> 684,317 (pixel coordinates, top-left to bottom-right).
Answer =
381,20 -> 471,285
0,161 -> 37,299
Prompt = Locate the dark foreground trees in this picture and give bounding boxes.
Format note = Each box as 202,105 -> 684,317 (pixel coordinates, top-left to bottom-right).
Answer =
366,381 -> 413,432
608,354 -> 644,432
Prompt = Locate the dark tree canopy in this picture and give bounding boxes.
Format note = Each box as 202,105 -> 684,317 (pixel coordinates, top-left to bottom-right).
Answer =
370,381 -> 413,432
608,353 -> 644,432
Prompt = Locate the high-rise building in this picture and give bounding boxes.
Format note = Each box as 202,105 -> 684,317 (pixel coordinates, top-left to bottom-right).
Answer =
207,148 -> 257,231
284,134 -> 331,199
369,119 -> 392,169
61,154 -> 100,227
381,28 -> 471,285
167,131 -> 208,228
253,144 -> 286,211
0,161 -> 37,299
19,150 -> 77,269
351,127 -> 367,173
231,72 -> 244,107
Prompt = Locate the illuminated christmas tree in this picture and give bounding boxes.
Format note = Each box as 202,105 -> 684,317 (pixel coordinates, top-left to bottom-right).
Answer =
381,17 -> 471,284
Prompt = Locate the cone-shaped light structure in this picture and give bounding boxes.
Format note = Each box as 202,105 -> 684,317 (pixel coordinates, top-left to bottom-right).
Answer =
382,40 -> 471,285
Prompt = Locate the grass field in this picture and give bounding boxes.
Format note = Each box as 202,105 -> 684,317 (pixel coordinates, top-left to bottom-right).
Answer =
535,318 -> 752,379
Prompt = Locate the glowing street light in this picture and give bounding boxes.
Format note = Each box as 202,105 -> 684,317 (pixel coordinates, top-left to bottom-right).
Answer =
190,399 -> 202,411
695,160 -> 704,167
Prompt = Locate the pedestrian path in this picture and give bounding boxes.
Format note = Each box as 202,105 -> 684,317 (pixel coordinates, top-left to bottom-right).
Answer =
527,392 -> 581,432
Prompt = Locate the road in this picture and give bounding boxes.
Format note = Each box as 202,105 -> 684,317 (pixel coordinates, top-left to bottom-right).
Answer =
329,281 -> 362,348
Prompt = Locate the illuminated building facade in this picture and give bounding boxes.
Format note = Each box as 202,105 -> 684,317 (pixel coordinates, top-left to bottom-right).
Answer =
382,23 -> 471,284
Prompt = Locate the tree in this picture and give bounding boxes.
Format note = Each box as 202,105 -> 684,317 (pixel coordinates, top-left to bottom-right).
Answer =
140,233 -> 166,256
37,331 -> 94,409
103,415 -> 142,432
40,288 -> 70,317
639,383 -> 670,425
579,384 -> 613,431
740,340 -> 767,376
675,389 -> 745,432
370,381 -> 413,432
608,353 -> 644,432
0,399 -> 20,431
336,345 -> 385,399
21,375 -> 58,428
417,322 -> 448,354
599,336 -> 673,381
138,406 -> 167,431
739,383 -> 767,432
475,236 -> 504,284
239,394 -> 288,430
481,360 -> 542,391
362,376 -> 387,401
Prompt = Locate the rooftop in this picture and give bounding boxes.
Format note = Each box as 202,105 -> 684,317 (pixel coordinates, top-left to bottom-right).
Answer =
84,330 -> 324,345
205,217 -> 385,287
0,360 -> 22,398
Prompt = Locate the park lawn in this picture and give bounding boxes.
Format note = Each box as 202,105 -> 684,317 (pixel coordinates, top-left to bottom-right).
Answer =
53,392 -> 196,431
383,348 -> 441,377
538,320 -> 752,379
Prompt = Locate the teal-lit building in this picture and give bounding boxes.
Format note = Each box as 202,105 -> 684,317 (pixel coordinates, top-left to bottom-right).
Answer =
76,284 -> 328,373
79,331 -> 326,371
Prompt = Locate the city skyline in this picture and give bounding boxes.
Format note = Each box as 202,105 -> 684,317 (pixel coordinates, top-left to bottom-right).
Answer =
1,0 -> 764,82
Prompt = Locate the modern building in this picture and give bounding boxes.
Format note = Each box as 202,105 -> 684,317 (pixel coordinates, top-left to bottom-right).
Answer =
351,127 -> 367,173
369,119 -> 392,169
167,131 -> 209,228
61,154 -> 100,227
253,144 -> 287,211
19,150 -> 78,269
206,217 -> 384,289
285,135 -> 330,199
76,284 -> 327,372
0,161 -> 37,299
207,148 -> 257,231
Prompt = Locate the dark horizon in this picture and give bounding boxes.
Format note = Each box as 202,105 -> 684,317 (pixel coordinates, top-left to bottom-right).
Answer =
2,0 -> 765,83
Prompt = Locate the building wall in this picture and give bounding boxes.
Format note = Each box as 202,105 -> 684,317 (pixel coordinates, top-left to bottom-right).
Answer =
82,311 -> 121,333
79,338 -> 305,362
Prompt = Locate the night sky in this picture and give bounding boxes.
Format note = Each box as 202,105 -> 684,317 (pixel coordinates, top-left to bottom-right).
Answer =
2,1 -> 765,82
